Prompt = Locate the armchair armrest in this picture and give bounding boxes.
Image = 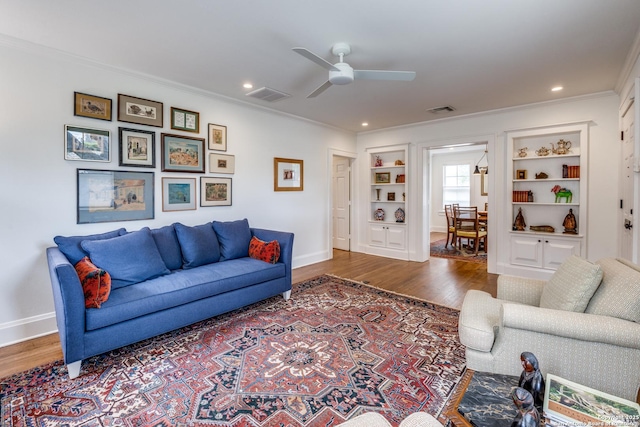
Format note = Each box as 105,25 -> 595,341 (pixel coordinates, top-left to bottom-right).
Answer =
497,275 -> 546,306
501,303 -> 640,350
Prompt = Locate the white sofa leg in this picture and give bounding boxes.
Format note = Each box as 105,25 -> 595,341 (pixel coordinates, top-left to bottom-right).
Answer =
282,290 -> 291,300
67,360 -> 82,379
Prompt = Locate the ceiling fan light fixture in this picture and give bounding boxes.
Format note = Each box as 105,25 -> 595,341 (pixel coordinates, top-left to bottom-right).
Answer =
329,62 -> 354,85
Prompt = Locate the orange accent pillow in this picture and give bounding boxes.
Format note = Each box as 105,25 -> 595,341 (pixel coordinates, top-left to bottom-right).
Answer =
248,236 -> 280,264
74,257 -> 111,308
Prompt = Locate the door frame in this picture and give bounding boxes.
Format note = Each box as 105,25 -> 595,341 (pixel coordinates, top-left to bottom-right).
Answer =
328,148 -> 357,257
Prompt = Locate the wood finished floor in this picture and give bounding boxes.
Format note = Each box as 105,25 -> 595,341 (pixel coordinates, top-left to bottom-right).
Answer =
0,237 -> 495,380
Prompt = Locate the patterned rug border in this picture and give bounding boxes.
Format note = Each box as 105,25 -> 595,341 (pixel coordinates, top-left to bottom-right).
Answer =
2,274 -> 466,426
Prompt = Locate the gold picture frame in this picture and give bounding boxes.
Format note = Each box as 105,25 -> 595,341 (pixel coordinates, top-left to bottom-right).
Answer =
74,92 -> 112,121
274,157 -> 303,191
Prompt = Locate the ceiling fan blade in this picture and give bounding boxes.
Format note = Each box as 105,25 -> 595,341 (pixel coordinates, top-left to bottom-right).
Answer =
354,70 -> 416,81
293,47 -> 339,71
307,81 -> 333,98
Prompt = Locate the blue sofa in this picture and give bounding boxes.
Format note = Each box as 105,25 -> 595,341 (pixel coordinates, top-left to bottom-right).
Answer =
46,219 -> 294,379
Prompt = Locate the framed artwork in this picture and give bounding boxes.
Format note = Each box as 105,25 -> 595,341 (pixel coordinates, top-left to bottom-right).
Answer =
117,94 -> 163,127
74,92 -> 112,121
201,177 -> 232,206
208,123 -> 227,151
516,169 -> 527,180
162,177 -> 196,211
387,192 -> 395,201
77,169 -> 154,224
209,153 -> 235,174
161,133 -> 205,173
481,171 -> 488,196
171,107 -> 200,133
274,158 -> 304,191
65,125 -> 110,162
118,127 -> 155,168
374,172 -> 391,184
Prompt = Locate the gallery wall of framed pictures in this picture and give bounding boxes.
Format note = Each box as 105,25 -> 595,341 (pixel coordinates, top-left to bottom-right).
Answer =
67,91 -> 236,223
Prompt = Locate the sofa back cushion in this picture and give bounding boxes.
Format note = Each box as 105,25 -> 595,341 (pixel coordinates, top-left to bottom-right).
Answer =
213,219 -> 252,261
54,228 -> 127,265
174,222 -> 221,269
585,258 -> 640,322
539,255 -> 603,312
151,225 -> 183,270
81,227 -> 170,288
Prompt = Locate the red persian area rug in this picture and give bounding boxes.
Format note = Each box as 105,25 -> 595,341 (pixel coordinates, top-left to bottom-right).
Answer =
430,238 -> 487,264
1,275 -> 465,426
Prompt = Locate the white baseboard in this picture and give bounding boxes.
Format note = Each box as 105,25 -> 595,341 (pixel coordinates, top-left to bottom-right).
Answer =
292,250 -> 331,269
0,312 -> 57,348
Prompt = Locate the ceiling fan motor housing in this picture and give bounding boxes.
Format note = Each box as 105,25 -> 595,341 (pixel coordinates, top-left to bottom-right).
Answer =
329,62 -> 354,85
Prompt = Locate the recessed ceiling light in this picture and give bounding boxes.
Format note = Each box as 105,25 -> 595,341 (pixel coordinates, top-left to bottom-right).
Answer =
551,86 -> 563,92
243,83 -> 253,89
362,122 -> 369,127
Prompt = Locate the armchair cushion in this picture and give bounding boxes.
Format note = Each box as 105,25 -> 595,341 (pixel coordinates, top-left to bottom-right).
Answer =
539,255 -> 602,312
586,258 -> 640,323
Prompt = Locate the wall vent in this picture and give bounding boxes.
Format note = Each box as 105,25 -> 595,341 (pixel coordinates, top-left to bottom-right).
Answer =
427,105 -> 455,114
246,87 -> 291,102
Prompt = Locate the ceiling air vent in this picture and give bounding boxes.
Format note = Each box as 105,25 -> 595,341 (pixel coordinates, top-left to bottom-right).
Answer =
246,87 -> 291,102
427,105 -> 455,114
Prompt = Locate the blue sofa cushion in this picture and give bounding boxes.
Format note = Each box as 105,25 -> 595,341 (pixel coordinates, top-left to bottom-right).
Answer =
174,222 -> 220,269
54,228 -> 127,265
213,218 -> 252,261
151,225 -> 183,270
85,258 -> 286,330
81,227 -> 170,288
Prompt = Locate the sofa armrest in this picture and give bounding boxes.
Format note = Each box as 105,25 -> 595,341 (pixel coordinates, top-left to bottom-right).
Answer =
250,228 -> 294,280
501,303 -> 640,350
497,275 -> 546,305
46,247 -> 86,364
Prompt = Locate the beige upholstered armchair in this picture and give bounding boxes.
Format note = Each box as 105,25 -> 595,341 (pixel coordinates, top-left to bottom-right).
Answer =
459,256 -> 640,401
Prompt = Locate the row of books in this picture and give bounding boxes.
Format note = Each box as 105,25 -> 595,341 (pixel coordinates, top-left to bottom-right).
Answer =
562,165 -> 580,178
513,190 -> 533,202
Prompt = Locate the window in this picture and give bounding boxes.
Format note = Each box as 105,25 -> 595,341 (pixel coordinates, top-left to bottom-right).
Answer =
443,164 -> 470,207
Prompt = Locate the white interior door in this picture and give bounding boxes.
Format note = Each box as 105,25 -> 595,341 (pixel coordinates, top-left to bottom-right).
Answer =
620,97 -> 635,260
332,156 -> 351,251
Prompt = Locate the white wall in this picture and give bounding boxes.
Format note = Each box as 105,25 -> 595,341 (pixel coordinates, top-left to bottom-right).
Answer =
0,39 -> 356,346
356,93 -> 621,272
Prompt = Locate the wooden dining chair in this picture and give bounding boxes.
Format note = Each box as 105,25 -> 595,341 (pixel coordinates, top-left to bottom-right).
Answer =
453,206 -> 487,255
444,205 -> 456,248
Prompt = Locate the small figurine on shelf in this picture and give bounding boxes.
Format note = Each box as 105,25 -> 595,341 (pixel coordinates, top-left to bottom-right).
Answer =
518,352 -> 545,409
551,185 -> 572,203
563,208 -> 577,234
527,190 -> 534,203
510,388 -> 540,427
513,207 -> 526,231
375,156 -> 383,167
395,159 -> 405,165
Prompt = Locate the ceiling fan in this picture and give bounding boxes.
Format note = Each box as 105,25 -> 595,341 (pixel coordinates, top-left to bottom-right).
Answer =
292,42 -> 416,98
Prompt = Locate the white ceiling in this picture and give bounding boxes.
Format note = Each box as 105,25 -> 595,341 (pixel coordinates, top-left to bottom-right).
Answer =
2,0 -> 640,132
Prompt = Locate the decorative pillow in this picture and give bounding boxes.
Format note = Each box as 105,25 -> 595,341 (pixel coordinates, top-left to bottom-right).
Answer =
151,225 -> 183,270
74,257 -> 111,309
212,219 -> 252,261
539,255 -> 603,312
81,227 -> 170,288
248,236 -> 280,264
174,222 -> 221,269
585,258 -> 640,322
54,228 -> 127,265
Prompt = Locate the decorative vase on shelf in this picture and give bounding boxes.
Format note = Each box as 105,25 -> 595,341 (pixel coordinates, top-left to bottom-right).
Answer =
375,156 -> 383,167
376,188 -> 381,201
395,208 -> 405,223
374,208 -> 385,221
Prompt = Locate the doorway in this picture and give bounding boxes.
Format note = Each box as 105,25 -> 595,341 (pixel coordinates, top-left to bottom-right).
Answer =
332,155 -> 352,251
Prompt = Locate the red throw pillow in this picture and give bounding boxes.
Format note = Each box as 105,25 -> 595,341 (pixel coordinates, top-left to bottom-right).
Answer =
248,236 -> 280,264
74,257 -> 111,308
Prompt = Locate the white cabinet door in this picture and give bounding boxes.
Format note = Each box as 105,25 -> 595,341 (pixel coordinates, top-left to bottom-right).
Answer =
510,235 -> 543,268
368,223 -> 387,247
543,238 -> 581,270
386,225 -> 406,250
